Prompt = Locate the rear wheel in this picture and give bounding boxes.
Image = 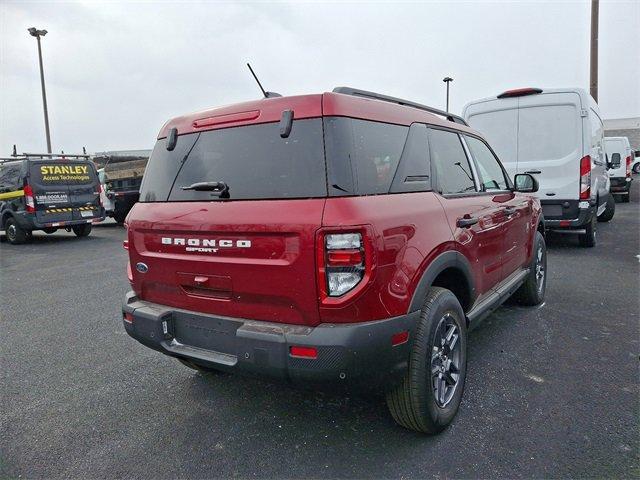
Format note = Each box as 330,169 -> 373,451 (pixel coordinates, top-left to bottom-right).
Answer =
72,223 -> 92,237
578,213 -> 596,248
386,287 -> 467,434
43,227 -> 58,234
633,163 -> 640,174
597,195 -> 615,222
513,231 -> 546,306
113,211 -> 127,225
5,218 -> 29,245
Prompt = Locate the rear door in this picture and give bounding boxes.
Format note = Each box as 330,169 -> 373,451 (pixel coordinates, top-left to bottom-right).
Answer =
605,139 -> 627,178
129,116 -> 327,326
516,92 -> 583,200
29,161 -> 101,224
428,127 -> 506,297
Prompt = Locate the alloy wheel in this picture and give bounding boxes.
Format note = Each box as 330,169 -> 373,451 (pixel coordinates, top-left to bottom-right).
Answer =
430,313 -> 461,408
535,244 -> 545,294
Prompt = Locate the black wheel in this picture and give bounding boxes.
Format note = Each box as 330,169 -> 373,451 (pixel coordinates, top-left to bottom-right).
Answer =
72,223 -> 92,237
621,189 -> 630,203
42,227 -> 58,234
386,287 -> 467,434
5,217 -> 29,244
578,213 -> 596,248
177,358 -> 221,374
597,195 -> 615,222
513,231 -> 547,306
113,211 -> 127,224
633,163 -> 640,174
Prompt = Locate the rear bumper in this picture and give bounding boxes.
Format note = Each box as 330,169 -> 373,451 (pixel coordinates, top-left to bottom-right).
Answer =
542,199 -> 594,229
14,211 -> 106,230
122,291 -> 418,389
610,177 -> 632,193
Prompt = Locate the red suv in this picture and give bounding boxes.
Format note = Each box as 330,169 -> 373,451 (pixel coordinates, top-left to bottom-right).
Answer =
123,87 -> 546,434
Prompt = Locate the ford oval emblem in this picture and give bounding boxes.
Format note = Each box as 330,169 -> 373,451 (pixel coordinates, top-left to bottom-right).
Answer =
136,262 -> 149,273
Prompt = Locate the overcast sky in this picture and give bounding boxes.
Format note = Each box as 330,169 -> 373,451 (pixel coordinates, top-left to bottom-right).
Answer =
1,0 -> 639,154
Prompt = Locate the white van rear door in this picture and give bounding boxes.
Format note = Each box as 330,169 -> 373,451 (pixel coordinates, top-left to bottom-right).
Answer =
517,92 -> 583,200
605,139 -> 627,177
464,98 -> 518,178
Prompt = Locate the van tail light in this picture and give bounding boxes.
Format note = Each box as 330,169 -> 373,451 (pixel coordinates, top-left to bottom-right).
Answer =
23,184 -> 35,213
318,232 -> 365,297
626,155 -> 632,177
579,155 -> 591,200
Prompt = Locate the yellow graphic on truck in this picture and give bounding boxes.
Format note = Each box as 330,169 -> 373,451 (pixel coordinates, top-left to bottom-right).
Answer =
40,165 -> 90,182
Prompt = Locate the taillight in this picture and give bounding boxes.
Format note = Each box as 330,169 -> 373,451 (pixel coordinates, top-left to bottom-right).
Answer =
580,155 -> 591,200
23,184 -> 35,213
626,156 -> 632,177
322,232 -> 365,297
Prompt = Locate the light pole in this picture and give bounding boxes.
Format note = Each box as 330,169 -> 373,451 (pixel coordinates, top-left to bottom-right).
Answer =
28,27 -> 52,154
590,0 -> 599,102
443,77 -> 453,112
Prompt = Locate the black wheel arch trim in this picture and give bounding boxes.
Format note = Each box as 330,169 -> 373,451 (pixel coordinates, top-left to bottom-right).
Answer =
408,250 -> 477,313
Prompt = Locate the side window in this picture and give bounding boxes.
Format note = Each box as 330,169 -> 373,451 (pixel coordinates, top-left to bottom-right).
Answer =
428,128 -> 476,195
0,164 -> 21,189
390,123 -> 431,193
324,117 -> 408,195
465,136 -> 508,191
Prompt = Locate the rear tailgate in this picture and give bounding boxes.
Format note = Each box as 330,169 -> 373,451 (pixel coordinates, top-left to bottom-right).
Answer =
129,103 -> 326,326
128,199 -> 325,325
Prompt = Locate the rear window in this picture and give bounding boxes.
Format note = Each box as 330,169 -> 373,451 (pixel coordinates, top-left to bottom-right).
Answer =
518,105 -> 580,162
29,161 -> 98,186
141,119 -> 326,202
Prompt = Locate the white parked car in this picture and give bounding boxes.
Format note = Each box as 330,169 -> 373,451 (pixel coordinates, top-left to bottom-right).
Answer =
604,136 -> 633,202
463,87 -> 615,247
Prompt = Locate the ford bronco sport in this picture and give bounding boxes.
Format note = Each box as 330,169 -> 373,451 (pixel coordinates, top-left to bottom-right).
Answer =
0,155 -> 105,244
122,87 -> 546,434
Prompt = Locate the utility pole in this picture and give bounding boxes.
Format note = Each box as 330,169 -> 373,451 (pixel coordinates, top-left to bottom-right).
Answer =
28,27 -> 52,153
590,0 -> 599,102
443,77 -> 453,112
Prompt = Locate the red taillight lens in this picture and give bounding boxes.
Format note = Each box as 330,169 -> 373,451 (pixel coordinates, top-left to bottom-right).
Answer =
289,346 -> 317,359
626,156 -> 632,177
391,331 -> 409,346
327,249 -> 363,267
580,155 -> 591,200
23,184 -> 35,213
123,312 -> 133,324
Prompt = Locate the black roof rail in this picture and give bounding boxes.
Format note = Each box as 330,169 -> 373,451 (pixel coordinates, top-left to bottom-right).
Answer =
332,86 -> 468,126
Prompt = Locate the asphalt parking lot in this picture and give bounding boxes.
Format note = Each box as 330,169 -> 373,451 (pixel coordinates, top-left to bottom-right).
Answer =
1,188 -> 638,479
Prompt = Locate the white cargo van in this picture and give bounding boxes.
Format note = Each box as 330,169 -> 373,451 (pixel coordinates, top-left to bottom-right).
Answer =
604,136 -> 633,202
463,87 -> 614,247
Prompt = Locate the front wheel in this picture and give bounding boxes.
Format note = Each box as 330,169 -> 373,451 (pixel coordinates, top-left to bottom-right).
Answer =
578,214 -> 596,248
386,287 -> 467,434
72,223 -> 92,237
597,195 -> 615,222
513,231 -> 547,306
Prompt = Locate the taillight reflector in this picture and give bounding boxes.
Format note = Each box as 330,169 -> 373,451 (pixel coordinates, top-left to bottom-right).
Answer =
579,155 -> 591,200
626,156 -> 632,177
289,346 -> 317,359
327,249 -> 363,266
391,331 -> 409,346
123,312 -> 133,324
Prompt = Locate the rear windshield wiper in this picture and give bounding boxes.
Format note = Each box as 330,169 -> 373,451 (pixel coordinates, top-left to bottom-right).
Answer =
181,181 -> 230,198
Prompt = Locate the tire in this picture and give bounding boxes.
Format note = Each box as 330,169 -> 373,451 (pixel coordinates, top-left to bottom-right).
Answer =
633,163 -> 640,174
43,227 -> 58,234
597,195 -> 615,222
578,213 -> 596,248
513,231 -> 547,306
621,189 -> 630,203
177,358 -> 221,374
72,223 -> 92,237
386,287 -> 467,434
113,211 -> 127,225
5,217 -> 29,245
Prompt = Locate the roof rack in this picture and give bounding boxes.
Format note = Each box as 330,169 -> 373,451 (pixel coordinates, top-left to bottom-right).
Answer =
332,87 -> 468,126
0,145 -> 91,164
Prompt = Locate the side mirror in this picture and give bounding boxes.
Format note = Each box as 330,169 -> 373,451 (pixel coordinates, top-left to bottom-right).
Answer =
610,153 -> 621,169
514,173 -> 538,193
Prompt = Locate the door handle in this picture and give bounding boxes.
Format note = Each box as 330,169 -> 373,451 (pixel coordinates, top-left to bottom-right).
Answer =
524,170 -> 541,175
503,207 -> 516,216
456,215 -> 479,228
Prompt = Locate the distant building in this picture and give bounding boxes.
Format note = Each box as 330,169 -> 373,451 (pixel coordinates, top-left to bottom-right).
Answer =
604,117 -> 640,151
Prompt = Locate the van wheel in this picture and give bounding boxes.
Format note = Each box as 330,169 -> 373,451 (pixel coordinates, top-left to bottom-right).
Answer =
5,218 -> 29,244
597,195 -> 615,222
513,231 -> 546,306
386,287 -> 467,434
578,214 -> 596,248
72,224 -> 92,237
177,358 -> 221,374
113,212 -> 127,224
633,163 -> 640,174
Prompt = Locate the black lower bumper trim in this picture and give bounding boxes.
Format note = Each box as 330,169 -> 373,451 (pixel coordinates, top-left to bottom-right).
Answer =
122,292 -> 419,388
